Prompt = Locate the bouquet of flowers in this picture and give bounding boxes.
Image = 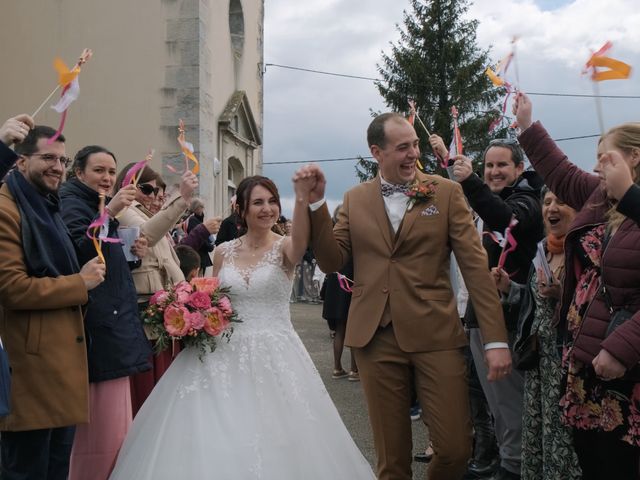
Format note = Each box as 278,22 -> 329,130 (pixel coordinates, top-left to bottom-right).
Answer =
142,277 -> 239,360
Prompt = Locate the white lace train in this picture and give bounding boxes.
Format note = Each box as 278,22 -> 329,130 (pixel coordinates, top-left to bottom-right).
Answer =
110,238 -> 375,479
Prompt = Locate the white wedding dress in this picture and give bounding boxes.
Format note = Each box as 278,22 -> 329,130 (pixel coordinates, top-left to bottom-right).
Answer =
110,237 -> 375,479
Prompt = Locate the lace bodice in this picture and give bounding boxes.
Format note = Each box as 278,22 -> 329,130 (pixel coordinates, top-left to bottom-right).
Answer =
217,237 -> 293,334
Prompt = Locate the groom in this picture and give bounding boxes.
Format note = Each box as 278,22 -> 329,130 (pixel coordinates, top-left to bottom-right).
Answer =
298,112 -> 511,480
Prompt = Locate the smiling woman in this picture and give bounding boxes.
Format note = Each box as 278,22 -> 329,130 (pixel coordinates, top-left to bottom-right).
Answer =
58,145 -> 152,480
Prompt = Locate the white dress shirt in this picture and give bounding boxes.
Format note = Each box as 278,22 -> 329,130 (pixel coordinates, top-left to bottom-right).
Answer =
380,176 -> 409,234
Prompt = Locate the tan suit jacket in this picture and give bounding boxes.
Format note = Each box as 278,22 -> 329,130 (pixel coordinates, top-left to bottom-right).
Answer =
0,184 -> 89,431
311,172 -> 507,351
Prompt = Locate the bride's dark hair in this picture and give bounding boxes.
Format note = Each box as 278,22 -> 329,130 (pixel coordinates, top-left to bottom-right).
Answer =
235,175 -> 283,234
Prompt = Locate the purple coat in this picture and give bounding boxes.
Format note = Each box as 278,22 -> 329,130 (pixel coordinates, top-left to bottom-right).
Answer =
519,122 -> 640,372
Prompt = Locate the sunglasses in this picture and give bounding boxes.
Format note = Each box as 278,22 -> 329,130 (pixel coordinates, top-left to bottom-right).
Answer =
138,183 -> 160,196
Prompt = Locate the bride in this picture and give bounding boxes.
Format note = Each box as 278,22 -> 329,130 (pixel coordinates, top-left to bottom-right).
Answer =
110,174 -> 375,479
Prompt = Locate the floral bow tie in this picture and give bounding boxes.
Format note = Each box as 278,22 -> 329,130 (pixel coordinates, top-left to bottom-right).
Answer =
381,183 -> 410,197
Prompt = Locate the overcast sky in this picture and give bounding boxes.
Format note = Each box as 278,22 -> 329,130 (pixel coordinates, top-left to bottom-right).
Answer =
262,0 -> 640,217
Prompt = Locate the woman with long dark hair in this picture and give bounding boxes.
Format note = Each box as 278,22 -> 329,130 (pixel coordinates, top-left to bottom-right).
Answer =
110,175 -> 375,479
59,145 -> 152,480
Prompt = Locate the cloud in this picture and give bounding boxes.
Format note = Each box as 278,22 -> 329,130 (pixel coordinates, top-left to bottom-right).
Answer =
279,196 -> 342,219
264,0 -> 640,206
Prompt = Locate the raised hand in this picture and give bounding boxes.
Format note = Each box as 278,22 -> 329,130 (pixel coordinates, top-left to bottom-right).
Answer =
452,155 -> 473,182
79,256 -> 106,290
293,164 -> 326,204
180,170 -> 199,204
600,150 -> 635,201
107,184 -> 137,217
512,92 -> 533,131
0,114 -> 35,146
428,134 -> 448,159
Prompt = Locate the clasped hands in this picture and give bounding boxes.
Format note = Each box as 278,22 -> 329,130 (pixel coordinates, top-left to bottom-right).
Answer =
292,164 -> 326,204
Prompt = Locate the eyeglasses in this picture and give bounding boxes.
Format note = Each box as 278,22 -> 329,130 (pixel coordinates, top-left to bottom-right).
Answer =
25,153 -> 72,168
138,183 -> 160,196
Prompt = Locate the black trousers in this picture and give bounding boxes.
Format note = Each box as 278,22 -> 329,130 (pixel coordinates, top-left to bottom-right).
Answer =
573,428 -> 640,480
1,426 -> 75,480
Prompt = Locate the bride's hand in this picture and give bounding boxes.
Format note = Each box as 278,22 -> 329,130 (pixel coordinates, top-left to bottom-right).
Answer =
292,164 -> 321,203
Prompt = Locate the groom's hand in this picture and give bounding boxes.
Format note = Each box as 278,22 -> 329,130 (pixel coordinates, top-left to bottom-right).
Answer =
294,164 -> 326,204
485,347 -> 512,382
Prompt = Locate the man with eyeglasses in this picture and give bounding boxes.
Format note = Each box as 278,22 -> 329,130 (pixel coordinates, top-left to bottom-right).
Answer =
431,135 -> 544,480
0,125 -> 107,480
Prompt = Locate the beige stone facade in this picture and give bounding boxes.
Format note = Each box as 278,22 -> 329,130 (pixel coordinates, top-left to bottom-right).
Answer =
0,0 -> 263,216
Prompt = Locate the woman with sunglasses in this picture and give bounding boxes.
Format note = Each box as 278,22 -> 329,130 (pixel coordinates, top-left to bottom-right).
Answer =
514,93 -> 640,480
58,146 -> 152,480
114,163 -> 198,415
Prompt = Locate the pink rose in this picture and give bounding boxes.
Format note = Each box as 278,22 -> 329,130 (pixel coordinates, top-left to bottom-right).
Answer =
190,277 -> 220,294
174,281 -> 193,304
149,290 -> 169,306
188,291 -> 212,310
185,311 -> 205,331
163,304 -> 191,337
203,307 -> 229,336
217,296 -> 233,315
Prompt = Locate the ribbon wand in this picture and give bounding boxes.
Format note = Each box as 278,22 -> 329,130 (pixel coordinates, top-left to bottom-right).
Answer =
337,273 -> 354,293
98,194 -> 105,257
31,48 -> 92,118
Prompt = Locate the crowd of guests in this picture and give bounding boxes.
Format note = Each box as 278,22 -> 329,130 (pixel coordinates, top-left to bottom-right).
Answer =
1,90 -> 640,480
0,116 -> 226,479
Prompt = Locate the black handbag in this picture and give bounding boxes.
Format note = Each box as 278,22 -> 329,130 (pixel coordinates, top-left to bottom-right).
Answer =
513,331 -> 539,371
601,284 -> 634,338
512,280 -> 540,371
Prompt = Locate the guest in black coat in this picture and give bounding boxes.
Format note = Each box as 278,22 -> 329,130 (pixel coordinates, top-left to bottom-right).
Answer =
320,205 -> 358,381
59,145 -> 151,479
185,198 -> 214,274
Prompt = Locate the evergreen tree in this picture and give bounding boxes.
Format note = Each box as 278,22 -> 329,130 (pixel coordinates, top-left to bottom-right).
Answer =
375,0 -> 508,174
355,156 -> 378,183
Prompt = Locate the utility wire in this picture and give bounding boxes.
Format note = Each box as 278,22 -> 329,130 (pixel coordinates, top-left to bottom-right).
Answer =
263,133 -> 602,166
264,63 -> 640,99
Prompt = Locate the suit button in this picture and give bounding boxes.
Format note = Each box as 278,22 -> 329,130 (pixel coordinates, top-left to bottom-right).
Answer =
113,310 -> 118,315
382,287 -> 389,294
76,336 -> 84,343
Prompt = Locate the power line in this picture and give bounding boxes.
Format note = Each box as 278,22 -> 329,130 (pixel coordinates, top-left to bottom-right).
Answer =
263,133 -> 601,166
264,63 -> 640,99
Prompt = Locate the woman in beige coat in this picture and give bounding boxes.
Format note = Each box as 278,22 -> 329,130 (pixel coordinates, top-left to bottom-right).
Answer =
114,164 -> 198,414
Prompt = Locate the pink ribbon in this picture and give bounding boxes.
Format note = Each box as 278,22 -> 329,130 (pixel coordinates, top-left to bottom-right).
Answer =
85,210 -> 123,244
47,84 -> 71,145
497,217 -> 519,270
121,158 -> 147,187
337,273 -> 354,293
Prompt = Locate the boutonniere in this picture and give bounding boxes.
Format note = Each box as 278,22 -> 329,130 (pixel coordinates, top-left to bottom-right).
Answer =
405,180 -> 437,211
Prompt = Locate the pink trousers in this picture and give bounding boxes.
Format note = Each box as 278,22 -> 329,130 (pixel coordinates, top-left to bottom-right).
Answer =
68,376 -> 132,480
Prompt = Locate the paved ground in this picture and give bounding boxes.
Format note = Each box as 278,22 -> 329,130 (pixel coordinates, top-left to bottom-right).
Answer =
290,302 -> 430,479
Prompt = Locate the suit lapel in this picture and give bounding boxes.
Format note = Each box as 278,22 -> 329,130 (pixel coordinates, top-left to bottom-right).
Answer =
369,177 -> 394,251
